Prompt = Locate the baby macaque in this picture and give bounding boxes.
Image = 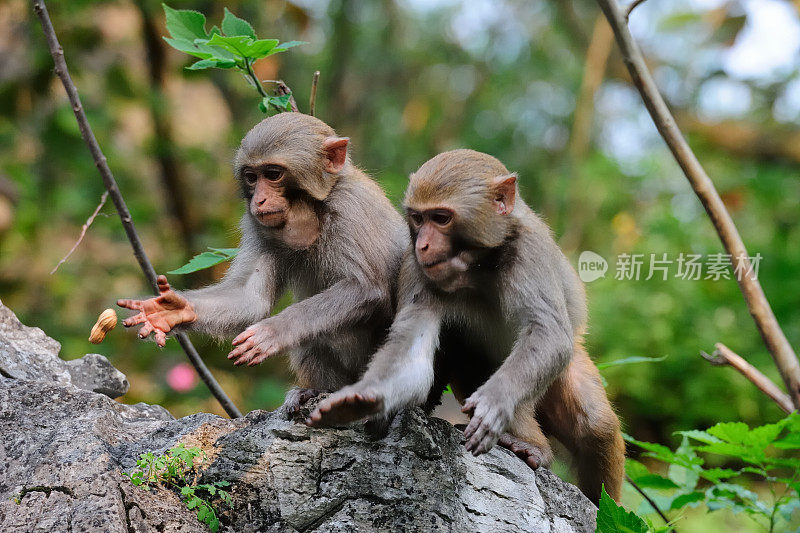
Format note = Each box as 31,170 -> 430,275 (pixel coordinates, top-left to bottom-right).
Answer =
308,149 -> 625,503
118,113 -> 407,415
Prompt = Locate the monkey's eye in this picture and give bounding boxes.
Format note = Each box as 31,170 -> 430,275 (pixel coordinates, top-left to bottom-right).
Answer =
431,212 -> 452,226
409,212 -> 423,227
263,168 -> 284,182
243,171 -> 258,186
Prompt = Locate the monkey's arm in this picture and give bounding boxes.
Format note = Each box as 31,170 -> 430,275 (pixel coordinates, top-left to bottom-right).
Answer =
227,275 -> 390,365
306,300 -> 442,426
179,244 -> 279,339
463,283 -> 574,455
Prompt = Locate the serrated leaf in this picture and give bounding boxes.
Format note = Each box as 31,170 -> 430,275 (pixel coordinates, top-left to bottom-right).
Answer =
221,8 -> 255,38
206,34 -> 253,57
596,355 -> 667,370
186,58 -> 236,70
596,485 -> 651,533
244,39 -> 280,59
163,37 -> 236,62
675,429 -> 721,445
163,4 -> 208,41
669,491 -> 705,510
268,94 -> 292,111
668,437 -> 700,490
706,422 -> 751,444
167,250 -> 233,274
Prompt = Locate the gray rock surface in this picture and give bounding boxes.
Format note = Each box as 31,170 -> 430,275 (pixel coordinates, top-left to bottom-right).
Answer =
0,301 -> 597,532
0,300 -> 129,398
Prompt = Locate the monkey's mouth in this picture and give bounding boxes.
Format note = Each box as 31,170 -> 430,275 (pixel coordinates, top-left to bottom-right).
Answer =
420,258 -> 448,269
255,209 -> 287,226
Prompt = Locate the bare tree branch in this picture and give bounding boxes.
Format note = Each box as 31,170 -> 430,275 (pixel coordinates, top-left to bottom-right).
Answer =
624,0 -> 648,22
702,344 -> 794,414
32,0 -> 242,419
51,191 -> 108,275
310,70 -> 320,117
596,0 -> 800,409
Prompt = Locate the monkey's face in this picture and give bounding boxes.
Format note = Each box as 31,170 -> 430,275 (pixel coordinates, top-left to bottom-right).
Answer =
241,164 -> 291,228
408,208 -> 474,291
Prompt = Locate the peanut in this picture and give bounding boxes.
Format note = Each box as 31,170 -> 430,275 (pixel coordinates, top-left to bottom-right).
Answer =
89,308 -> 117,344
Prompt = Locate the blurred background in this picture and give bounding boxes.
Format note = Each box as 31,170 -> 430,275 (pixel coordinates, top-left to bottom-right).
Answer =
1,0 -> 798,528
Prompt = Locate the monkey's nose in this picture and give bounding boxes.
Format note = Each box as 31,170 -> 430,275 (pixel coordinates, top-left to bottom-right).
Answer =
257,197 -> 266,206
417,242 -> 429,252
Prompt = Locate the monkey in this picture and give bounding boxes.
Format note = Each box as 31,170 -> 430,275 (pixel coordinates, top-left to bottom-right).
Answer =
117,113 -> 408,416
306,149 -> 625,504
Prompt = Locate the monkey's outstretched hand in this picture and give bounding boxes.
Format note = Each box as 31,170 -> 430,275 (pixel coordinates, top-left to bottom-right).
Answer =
228,318 -> 291,366
305,387 -> 384,427
461,387 -> 514,456
117,275 -> 197,347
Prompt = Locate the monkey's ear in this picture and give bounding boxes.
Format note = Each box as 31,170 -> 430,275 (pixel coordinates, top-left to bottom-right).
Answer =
491,173 -> 517,216
322,137 -> 349,174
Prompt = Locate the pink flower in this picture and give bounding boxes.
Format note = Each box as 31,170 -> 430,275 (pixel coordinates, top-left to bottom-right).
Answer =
167,362 -> 198,392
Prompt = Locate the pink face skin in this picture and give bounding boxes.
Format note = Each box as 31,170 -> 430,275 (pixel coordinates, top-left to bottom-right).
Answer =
409,208 -> 474,291
243,165 -> 290,228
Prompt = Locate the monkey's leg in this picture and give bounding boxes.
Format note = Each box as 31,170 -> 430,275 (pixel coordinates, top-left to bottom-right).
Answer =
539,345 -> 625,504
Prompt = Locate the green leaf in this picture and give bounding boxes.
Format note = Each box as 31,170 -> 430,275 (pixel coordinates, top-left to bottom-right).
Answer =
699,467 -> 739,484
167,248 -> 237,275
631,474 -> 680,490
596,485 -> 651,533
163,4 -> 208,41
244,39 -> 280,59
208,248 -> 238,256
667,437 -> 700,490
271,40 -> 307,53
669,491 -> 705,510
221,8 -> 255,39
267,94 -> 292,111
596,355 -> 667,370
163,37 -> 236,62
206,34 -> 254,57
186,58 -> 236,70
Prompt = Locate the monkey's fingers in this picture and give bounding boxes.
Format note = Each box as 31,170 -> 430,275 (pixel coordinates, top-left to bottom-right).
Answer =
228,338 -> 255,360
246,344 -> 281,366
463,412 -> 482,440
156,275 -> 171,294
461,401 -> 476,415
122,313 -> 147,328
305,391 -> 382,427
154,329 -> 167,347
232,328 -> 255,346
117,299 -> 144,312
137,322 -> 154,339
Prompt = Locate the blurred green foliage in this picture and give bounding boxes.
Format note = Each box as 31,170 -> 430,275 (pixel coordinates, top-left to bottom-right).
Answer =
1,2 -> 799,529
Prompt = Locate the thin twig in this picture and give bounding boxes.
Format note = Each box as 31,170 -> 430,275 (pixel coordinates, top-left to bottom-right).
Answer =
702,344 -> 794,414
596,0 -> 800,409
625,474 -> 673,530
309,71 -> 320,117
51,191 -> 108,274
32,0 -> 242,419
624,0 -> 647,22
275,80 -> 299,112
